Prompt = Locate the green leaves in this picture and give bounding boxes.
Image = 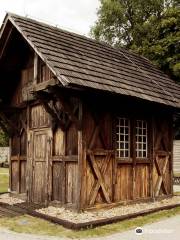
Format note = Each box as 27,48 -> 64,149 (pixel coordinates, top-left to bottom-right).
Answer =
0,129 -> 8,147
91,0 -> 180,81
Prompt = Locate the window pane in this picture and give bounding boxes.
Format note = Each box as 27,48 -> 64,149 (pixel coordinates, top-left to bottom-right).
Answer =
116,118 -> 130,158
136,120 -> 147,158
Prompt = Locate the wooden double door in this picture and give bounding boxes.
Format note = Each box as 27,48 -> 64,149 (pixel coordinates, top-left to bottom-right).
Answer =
28,128 -> 52,203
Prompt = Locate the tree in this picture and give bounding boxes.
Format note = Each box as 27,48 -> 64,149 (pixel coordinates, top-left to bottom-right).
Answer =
0,129 -> 9,147
91,0 -> 180,80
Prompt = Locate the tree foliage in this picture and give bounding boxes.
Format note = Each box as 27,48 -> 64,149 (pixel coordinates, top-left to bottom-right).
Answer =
0,129 -> 9,147
91,0 -> 180,80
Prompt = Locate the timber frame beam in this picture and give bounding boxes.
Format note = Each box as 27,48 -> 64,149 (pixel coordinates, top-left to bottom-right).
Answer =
47,87 -> 82,130
34,91 -> 66,131
34,88 -> 82,131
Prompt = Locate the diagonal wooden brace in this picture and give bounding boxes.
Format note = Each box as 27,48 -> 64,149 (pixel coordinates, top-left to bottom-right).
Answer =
89,152 -> 112,205
89,152 -> 111,204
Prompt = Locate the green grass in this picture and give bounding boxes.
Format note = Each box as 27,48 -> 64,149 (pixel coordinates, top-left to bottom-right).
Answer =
0,167 -> 9,193
0,207 -> 179,238
174,173 -> 180,177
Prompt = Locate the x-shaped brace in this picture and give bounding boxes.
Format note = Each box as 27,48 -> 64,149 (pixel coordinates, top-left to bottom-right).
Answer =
154,154 -> 169,196
88,151 -> 112,205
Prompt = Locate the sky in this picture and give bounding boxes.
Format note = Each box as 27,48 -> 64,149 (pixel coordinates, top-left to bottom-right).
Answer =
0,0 -> 100,36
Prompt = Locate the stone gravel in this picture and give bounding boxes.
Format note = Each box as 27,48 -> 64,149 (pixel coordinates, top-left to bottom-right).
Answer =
36,196 -> 180,223
0,194 -> 25,205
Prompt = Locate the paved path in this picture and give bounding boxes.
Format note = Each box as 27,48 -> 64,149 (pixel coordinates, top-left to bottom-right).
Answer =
90,214 -> 180,240
0,214 -> 179,240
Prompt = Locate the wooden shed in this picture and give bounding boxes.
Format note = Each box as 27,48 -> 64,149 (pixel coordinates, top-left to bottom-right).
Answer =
0,13 -> 180,210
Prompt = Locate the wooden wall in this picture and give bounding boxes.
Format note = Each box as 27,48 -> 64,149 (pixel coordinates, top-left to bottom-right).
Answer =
10,109 -> 27,193
9,88 -> 173,209
51,124 -> 78,205
80,100 -> 173,209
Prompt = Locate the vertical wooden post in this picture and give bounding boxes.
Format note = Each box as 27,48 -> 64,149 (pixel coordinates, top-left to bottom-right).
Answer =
170,114 -> 174,195
26,105 -> 33,202
61,131 -> 66,205
46,129 -> 53,205
112,115 -> 117,202
34,53 -> 38,84
151,116 -> 155,200
17,131 -> 21,194
9,138 -> 12,193
77,100 -> 85,211
17,153 -> 21,193
131,118 -> 136,200
149,117 -> 154,199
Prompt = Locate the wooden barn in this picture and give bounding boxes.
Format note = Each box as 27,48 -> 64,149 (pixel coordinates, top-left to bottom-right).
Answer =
0,13 -> 180,211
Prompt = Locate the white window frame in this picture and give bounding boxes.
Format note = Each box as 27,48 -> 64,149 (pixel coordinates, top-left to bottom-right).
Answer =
135,120 -> 148,158
116,117 -> 130,158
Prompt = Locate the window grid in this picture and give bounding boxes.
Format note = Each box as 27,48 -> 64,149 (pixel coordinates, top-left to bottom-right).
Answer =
136,120 -> 147,158
116,118 -> 130,158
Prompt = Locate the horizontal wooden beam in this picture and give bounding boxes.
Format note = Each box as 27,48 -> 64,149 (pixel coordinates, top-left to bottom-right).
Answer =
11,155 -> 27,161
87,149 -> 114,156
22,78 -> 58,102
51,155 -> 78,162
34,78 -> 58,92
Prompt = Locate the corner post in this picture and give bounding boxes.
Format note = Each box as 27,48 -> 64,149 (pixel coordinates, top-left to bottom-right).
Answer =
77,100 -> 86,211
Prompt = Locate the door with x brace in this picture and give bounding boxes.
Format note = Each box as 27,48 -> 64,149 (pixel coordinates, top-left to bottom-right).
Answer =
84,108 -> 114,206
153,117 -> 172,197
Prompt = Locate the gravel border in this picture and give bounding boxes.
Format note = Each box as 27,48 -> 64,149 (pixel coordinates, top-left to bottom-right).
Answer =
0,194 -> 25,205
37,196 -> 180,223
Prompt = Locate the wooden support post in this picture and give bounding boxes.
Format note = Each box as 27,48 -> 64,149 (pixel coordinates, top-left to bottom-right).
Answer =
152,117 -> 155,200
46,129 -> 53,205
9,138 -> 12,192
60,128 -> 66,204
149,117 -> 154,199
26,105 -> 33,202
131,119 -> 136,200
77,100 -> 85,211
34,53 -> 38,84
17,153 -> 21,193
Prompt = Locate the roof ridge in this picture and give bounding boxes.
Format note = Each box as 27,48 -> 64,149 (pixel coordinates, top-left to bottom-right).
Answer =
8,12 -> 171,79
0,12 -> 178,108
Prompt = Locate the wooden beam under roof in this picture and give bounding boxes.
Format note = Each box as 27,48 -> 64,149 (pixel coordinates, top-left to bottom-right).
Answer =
0,24 -> 13,59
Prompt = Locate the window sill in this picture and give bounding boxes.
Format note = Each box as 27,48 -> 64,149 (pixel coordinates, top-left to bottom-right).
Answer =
117,158 -> 132,164
136,158 -> 150,164
116,158 -> 150,164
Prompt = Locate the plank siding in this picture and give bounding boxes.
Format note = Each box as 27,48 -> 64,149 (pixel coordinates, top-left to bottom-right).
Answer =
114,165 -> 132,201
30,105 -> 50,129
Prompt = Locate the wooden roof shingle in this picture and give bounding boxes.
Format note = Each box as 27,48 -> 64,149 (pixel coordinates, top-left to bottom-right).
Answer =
1,13 -> 180,108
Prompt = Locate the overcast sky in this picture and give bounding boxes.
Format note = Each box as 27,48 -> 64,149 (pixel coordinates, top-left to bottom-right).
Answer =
0,0 -> 100,36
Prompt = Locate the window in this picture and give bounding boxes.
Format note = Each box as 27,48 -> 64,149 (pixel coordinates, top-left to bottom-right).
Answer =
38,60 -> 52,83
116,118 -> 130,158
136,120 -> 148,158
115,117 -> 148,160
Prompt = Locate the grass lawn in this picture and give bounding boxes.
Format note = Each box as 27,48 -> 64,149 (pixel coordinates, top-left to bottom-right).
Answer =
174,173 -> 180,177
0,167 -> 9,193
0,206 -> 179,238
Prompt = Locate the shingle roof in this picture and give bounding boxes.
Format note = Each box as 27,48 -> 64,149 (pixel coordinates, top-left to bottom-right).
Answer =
1,13 -> 180,108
